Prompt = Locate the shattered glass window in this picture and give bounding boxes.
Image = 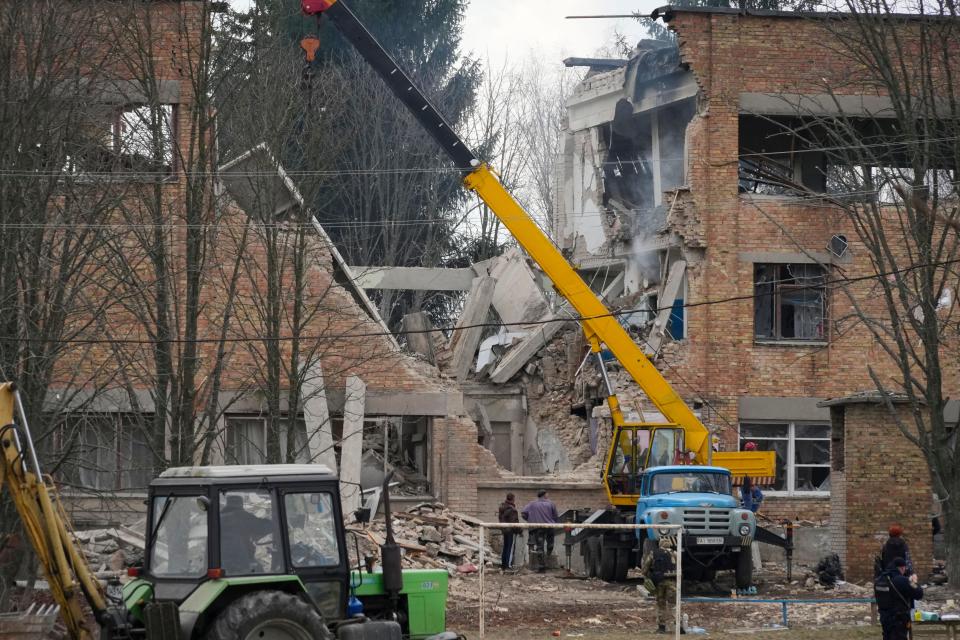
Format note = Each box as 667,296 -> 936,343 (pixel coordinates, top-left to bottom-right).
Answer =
741,423 -> 830,494
754,264 -> 827,342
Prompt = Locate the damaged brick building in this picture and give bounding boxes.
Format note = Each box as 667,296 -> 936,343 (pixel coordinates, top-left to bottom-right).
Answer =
543,6 -> 960,579
38,1 -> 496,525
34,0 -> 958,584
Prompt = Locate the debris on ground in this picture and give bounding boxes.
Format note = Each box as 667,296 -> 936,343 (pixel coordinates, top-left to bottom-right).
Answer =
346,502 -> 493,575
71,522 -> 145,578
814,553 -> 844,587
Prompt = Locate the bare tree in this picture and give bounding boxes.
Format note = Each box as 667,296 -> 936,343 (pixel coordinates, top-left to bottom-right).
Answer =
0,0 -> 135,609
93,0 -> 246,470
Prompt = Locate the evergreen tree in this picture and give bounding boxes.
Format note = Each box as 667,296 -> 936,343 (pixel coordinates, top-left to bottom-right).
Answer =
223,0 -> 480,329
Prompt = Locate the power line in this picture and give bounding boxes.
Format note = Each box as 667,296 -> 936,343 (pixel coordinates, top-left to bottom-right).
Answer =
4,255 -> 957,346
3,134 -> 958,178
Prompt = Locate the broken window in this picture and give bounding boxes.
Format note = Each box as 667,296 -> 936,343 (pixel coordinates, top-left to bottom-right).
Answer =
738,115 -> 826,195
355,416 -> 431,496
601,98 -> 695,212
827,164 -> 958,204
58,414 -> 153,490
224,417 -> 309,465
740,423 -> 831,494
754,263 -> 827,342
66,103 -> 176,176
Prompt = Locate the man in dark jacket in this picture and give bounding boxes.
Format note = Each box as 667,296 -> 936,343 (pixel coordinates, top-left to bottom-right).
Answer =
497,493 -> 519,571
881,523 -> 913,575
875,557 -> 923,640
220,494 -> 277,575
522,490 -> 560,572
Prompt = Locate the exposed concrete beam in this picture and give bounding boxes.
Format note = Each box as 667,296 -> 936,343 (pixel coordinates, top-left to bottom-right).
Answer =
645,260 -> 686,355
475,248 -> 549,326
488,318 -> 569,384
401,312 -> 436,364
340,376 -> 366,518
488,274 -> 625,384
302,360 -> 336,471
449,277 -> 497,381
349,266 -> 476,291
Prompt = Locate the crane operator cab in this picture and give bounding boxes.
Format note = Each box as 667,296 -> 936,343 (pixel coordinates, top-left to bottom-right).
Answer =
604,425 -> 687,506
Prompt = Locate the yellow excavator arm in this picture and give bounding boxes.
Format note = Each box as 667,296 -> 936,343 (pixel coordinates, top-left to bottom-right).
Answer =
302,0 -> 775,507
0,383 -> 108,639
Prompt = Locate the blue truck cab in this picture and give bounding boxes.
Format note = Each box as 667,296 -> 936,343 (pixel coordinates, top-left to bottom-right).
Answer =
635,465 -> 756,587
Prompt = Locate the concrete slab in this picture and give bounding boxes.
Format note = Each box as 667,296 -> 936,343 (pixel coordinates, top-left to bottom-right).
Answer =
340,376 -> 366,517
449,276 -> 497,381
401,312 -> 436,363
349,266 -> 476,291
475,248 -> 549,326
301,359 -> 336,471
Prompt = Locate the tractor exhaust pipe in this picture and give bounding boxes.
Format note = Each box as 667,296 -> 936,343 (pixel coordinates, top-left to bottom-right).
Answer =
380,472 -> 403,614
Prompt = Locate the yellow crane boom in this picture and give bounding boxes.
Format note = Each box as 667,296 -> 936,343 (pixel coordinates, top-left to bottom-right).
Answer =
301,0 -> 774,507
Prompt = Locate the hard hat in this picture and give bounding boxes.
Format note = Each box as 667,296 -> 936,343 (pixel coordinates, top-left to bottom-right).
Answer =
744,441 -> 757,451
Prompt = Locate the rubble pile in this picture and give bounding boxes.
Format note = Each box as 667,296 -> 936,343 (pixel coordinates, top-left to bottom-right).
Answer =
72,523 -> 145,576
347,502 -> 493,575
361,427 -> 430,497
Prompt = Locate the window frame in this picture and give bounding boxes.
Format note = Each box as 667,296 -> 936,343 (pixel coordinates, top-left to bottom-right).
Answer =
223,415 -> 310,465
57,413 -> 153,492
753,263 -> 829,344
739,421 -> 831,497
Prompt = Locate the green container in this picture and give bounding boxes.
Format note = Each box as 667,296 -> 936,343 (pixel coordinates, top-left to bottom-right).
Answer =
352,569 -> 448,637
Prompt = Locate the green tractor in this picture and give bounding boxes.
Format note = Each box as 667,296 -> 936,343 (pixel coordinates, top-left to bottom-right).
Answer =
122,464 -> 451,640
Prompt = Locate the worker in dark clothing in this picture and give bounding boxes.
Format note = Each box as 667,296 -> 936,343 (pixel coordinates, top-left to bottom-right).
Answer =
875,557 -> 923,640
497,492 -> 519,571
641,537 -> 680,634
220,494 -> 277,575
881,523 -> 913,575
521,490 -> 560,572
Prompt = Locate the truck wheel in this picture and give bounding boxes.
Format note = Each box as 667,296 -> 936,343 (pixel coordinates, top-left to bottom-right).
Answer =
599,545 -> 616,581
586,538 -> 601,578
614,548 -> 630,581
207,590 -> 329,640
582,540 -> 597,578
735,549 -> 753,590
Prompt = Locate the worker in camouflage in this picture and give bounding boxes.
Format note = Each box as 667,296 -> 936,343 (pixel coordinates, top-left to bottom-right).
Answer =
641,536 -> 681,634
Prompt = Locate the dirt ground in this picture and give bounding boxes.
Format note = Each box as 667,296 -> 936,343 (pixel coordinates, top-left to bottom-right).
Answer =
445,562 -> 956,638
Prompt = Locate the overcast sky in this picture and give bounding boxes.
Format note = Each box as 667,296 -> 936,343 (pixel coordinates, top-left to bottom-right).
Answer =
231,1 -> 657,66
460,1 -> 655,67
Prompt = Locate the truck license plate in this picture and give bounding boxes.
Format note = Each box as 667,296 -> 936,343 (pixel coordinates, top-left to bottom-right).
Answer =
696,536 -> 724,546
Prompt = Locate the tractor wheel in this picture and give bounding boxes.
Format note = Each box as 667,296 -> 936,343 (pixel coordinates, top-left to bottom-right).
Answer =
207,590 -> 329,640
735,549 -> 753,590
614,548 -> 631,581
599,544 -> 617,582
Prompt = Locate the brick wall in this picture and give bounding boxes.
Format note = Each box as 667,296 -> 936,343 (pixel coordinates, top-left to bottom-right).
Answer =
762,496 -> 830,525
476,480 -> 609,522
834,403 -> 932,582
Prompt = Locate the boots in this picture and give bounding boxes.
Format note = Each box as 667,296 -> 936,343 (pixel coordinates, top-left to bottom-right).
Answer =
656,624 -> 666,634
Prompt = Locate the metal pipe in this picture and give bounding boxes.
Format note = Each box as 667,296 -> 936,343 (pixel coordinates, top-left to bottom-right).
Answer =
12,388 -> 42,477
595,351 -> 614,397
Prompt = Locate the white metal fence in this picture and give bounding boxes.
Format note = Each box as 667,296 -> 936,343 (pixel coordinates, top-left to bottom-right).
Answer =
476,522 -> 684,640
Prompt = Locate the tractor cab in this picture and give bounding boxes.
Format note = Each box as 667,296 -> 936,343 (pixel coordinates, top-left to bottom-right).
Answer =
144,465 -> 348,618
132,465 -> 450,640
